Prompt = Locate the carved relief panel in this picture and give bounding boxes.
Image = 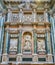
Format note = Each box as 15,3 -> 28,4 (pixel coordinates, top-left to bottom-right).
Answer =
37,39 -> 45,52
9,38 -> 18,52
9,34 -> 18,54
37,33 -> 46,54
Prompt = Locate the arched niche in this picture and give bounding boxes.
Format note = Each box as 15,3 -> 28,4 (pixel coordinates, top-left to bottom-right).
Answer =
22,31 -> 32,54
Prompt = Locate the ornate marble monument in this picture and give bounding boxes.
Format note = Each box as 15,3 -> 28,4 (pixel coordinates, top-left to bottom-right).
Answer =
0,0 -> 55,65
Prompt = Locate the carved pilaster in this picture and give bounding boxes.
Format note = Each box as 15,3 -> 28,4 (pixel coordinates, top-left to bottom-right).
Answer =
46,25 -> 51,54
3,25 -> 9,54
2,26 -> 9,63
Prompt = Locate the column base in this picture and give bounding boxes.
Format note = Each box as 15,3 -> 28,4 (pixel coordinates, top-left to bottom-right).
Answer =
0,54 -> 2,62
47,54 -> 53,62
2,53 -> 8,63
54,54 -> 55,63
32,54 -> 38,62
17,53 -> 22,62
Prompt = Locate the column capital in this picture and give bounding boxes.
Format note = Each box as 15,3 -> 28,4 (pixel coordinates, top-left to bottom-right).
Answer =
33,29 -> 37,33
33,8 -> 36,13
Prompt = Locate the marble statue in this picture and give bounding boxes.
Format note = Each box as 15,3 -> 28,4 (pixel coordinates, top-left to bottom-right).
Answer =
24,35 -> 31,51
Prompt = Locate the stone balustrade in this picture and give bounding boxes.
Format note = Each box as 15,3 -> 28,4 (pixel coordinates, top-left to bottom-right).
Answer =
7,13 -> 49,23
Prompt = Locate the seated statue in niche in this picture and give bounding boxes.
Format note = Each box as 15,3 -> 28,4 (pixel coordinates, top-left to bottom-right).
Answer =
23,34 -> 32,52
24,40 -> 31,50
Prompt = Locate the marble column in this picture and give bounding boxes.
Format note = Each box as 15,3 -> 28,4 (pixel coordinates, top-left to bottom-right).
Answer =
45,33 -> 47,54
46,26 -> 53,62
2,29 -> 9,63
46,31 -> 50,53
53,13 -> 55,63
18,30 -> 22,53
4,30 -> 9,53
0,14 -> 2,62
33,30 -> 37,53
46,26 -> 51,54
50,15 -> 55,63
17,30 -> 22,62
17,35 -> 19,53
0,14 -> 5,62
